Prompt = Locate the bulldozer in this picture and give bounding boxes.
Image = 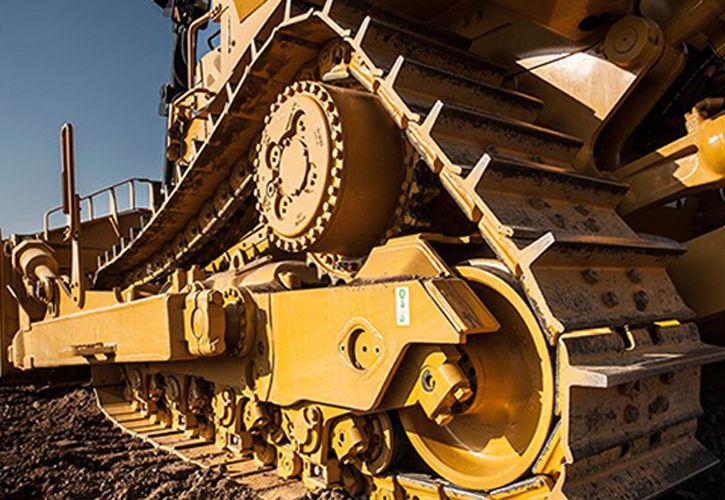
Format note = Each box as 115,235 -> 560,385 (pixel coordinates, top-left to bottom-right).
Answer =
3,0 -> 725,498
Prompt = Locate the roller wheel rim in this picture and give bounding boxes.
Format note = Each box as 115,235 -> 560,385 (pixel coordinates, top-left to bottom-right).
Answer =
399,265 -> 555,490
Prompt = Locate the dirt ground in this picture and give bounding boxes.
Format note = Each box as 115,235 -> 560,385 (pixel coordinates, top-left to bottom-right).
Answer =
0,384 -> 257,500
0,367 -> 723,500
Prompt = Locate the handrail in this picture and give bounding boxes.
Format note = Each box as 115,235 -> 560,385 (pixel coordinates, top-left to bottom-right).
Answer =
187,5 -> 223,91
43,178 -> 160,236
172,87 -> 217,111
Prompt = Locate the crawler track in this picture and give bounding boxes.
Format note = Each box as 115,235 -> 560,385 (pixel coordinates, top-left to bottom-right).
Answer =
96,387 -> 309,500
91,2 -> 725,498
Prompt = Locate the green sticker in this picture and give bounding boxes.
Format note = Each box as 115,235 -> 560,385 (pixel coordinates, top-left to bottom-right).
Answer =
396,286 -> 410,326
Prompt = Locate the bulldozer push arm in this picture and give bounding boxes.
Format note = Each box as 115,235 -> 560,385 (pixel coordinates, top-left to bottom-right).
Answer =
5,0 -> 725,499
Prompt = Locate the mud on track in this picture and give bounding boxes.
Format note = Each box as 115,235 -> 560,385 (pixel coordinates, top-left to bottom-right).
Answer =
0,366 -> 723,500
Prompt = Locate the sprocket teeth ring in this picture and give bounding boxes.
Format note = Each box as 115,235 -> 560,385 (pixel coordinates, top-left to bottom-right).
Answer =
253,81 -> 346,254
253,79 -> 406,285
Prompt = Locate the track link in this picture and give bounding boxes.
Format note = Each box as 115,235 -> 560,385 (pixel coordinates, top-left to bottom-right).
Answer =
96,386 -> 308,500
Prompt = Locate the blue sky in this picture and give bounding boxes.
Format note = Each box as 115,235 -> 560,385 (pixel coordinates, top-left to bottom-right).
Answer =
0,1 -> 172,235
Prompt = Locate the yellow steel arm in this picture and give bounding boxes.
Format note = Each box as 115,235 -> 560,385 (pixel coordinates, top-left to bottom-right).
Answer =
616,102 -> 725,215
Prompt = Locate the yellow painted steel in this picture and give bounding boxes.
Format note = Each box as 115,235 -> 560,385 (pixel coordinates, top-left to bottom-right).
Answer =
532,424 -> 565,478
399,265 -> 555,491
9,293 -> 197,369
616,105 -> 725,215
0,229 -> 16,378
356,234 -> 454,279
266,277 -> 499,409
669,226 -> 725,318
5,0 -> 725,498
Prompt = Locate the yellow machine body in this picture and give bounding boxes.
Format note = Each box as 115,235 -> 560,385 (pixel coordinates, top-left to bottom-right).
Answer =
4,1 -> 725,499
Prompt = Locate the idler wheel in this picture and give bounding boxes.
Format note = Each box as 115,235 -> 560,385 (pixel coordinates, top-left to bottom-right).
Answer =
399,265 -> 555,490
255,81 -> 404,256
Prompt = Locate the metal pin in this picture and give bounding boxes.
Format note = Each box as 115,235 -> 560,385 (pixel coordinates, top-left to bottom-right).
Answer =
582,269 -> 599,284
602,291 -> 619,308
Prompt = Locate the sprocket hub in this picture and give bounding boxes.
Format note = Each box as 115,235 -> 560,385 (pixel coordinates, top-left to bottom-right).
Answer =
255,81 -> 405,256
